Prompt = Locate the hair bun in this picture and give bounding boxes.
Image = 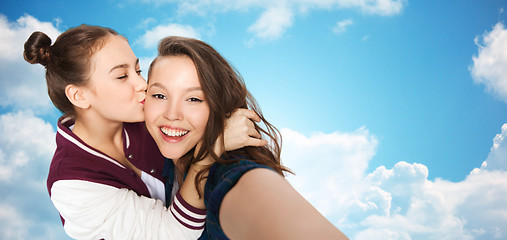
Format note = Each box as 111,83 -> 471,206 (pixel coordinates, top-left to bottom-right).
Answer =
23,31 -> 52,66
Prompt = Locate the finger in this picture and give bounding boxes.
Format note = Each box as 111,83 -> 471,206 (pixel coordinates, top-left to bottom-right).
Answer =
246,117 -> 256,128
248,127 -> 261,139
246,138 -> 268,147
235,108 -> 261,122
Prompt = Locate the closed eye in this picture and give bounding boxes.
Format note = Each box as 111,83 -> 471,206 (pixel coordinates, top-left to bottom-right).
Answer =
117,74 -> 128,80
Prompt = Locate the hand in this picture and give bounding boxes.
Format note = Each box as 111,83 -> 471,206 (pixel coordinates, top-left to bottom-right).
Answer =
222,108 -> 267,152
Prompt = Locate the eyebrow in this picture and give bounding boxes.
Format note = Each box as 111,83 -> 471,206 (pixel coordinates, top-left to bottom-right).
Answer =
109,58 -> 140,73
148,82 -> 202,92
148,82 -> 167,91
186,87 -> 202,92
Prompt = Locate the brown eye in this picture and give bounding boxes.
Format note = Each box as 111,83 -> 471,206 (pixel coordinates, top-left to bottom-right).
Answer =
152,94 -> 166,100
187,97 -> 203,103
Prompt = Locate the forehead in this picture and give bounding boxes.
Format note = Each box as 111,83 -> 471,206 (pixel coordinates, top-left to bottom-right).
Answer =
149,55 -> 200,86
90,36 -> 136,69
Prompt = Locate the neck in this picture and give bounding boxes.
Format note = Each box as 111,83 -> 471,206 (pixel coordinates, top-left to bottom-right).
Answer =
171,158 -> 180,165
172,143 -> 202,168
72,112 -> 124,151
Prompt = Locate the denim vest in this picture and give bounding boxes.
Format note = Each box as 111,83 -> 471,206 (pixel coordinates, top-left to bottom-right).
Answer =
163,155 -> 272,240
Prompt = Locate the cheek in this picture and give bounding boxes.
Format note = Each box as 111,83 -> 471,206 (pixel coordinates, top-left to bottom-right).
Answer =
97,81 -> 120,96
196,109 -> 210,132
189,107 -> 210,133
143,101 -> 159,127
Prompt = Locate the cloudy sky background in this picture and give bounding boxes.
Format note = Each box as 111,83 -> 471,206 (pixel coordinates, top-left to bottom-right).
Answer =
1,0 -> 507,239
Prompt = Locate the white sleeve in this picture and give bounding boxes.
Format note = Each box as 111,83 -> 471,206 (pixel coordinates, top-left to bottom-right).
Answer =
50,180 -> 206,240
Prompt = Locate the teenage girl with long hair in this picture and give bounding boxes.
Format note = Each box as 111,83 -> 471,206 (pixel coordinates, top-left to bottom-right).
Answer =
145,36 -> 349,239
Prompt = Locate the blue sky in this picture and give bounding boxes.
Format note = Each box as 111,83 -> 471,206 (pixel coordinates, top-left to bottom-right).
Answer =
1,0 -> 507,239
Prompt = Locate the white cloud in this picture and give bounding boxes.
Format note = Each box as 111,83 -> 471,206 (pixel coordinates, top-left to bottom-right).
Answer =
333,18 -> 354,34
135,0 -> 406,42
146,0 -> 407,16
282,127 -> 380,222
355,0 -> 406,16
0,110 -> 56,182
0,14 -> 60,112
136,17 -> 157,29
282,125 -> 507,240
139,55 -> 156,79
248,5 -> 294,40
450,170 -> 507,239
0,14 -> 60,61
0,110 -> 66,239
471,22 -> 507,103
0,204 -> 29,240
136,23 -> 200,49
480,123 -> 507,171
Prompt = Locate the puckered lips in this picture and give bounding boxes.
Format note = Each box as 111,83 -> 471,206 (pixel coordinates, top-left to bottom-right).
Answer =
159,126 -> 189,143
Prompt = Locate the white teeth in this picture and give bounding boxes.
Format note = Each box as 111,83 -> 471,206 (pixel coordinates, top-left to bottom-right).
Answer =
161,127 -> 188,137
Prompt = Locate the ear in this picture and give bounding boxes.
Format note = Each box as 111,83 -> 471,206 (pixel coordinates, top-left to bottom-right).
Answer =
65,84 -> 91,109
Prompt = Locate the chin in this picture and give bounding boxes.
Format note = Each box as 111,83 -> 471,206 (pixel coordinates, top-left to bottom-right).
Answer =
134,114 -> 145,122
160,149 -> 185,161
125,115 -> 144,123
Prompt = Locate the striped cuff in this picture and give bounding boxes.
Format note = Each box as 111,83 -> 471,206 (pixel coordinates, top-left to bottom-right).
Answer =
170,192 -> 207,230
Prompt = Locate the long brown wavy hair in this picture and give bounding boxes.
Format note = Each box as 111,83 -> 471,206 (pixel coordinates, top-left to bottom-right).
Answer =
148,36 -> 292,192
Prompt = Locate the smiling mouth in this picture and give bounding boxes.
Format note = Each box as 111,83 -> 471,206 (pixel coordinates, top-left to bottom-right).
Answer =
160,127 -> 189,137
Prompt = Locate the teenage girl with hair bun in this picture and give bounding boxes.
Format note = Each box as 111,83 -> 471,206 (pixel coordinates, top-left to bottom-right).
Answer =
24,25 -> 265,240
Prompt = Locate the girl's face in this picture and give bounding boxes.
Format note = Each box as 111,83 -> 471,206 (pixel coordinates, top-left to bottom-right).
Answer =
144,55 -> 210,161
84,35 -> 146,123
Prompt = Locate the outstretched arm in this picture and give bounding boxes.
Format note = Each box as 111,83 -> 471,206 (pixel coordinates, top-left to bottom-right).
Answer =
219,168 -> 348,240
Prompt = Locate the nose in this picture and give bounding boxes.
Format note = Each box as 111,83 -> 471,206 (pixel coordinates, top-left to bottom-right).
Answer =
164,99 -> 183,121
135,73 -> 147,92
